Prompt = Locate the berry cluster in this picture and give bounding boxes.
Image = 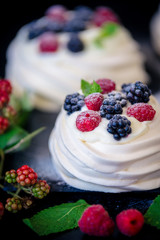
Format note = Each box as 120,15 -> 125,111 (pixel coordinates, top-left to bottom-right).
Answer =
1,165 -> 50,214
78,204 -> 144,237
122,81 -> 152,104
107,115 -> 131,140
0,79 -> 15,134
28,5 -> 119,53
64,92 -> 85,115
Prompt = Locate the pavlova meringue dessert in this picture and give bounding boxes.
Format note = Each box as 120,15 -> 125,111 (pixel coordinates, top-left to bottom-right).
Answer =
49,78 -> 160,193
6,5 -> 148,111
150,4 -> 160,55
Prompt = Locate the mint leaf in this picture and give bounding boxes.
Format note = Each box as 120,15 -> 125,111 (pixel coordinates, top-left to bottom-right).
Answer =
144,195 -> 160,229
23,199 -> 90,236
81,79 -> 102,96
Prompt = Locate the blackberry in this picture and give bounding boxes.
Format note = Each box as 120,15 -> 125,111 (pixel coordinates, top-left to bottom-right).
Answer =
107,115 -> 132,140
67,34 -> 84,52
74,6 -> 93,21
5,197 -> 22,213
122,81 -> 152,104
64,92 -> 85,114
64,19 -> 86,32
5,170 -> 17,184
100,92 -> 127,120
32,180 -> 50,199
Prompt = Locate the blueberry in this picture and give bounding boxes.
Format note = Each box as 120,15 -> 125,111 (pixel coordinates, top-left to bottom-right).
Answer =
64,19 -> 86,32
67,34 -> 84,53
64,92 -> 84,114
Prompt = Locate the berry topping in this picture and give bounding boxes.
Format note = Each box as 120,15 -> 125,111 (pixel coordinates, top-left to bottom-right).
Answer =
107,115 -> 131,140
127,103 -> 156,122
45,5 -> 67,22
116,209 -> 144,237
64,92 -> 85,115
32,180 -> 50,199
76,110 -> 101,132
16,165 -> 38,186
0,116 -> 9,134
74,6 -> 93,21
95,79 -> 116,94
78,204 -> 114,237
0,202 -> 4,219
64,19 -> 86,32
39,33 -> 59,52
122,81 -> 152,104
85,93 -> 104,111
67,34 -> 84,52
0,79 -> 12,94
5,197 -> 22,213
100,93 -> 126,120
5,169 -> 17,184
93,6 -> 119,27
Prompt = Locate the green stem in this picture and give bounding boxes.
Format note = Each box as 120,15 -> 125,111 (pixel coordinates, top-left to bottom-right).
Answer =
0,149 -> 5,178
0,183 -> 22,199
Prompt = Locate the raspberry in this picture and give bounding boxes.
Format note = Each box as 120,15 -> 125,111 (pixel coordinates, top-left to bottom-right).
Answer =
107,115 -> 132,140
5,197 -> 22,213
127,103 -> 156,122
116,209 -> 144,237
76,110 -> 101,132
95,79 -> 116,94
39,33 -> 59,52
85,93 -> 104,111
0,202 -> 4,219
64,92 -> 85,115
0,79 -> 12,95
45,5 -> 67,22
16,165 -> 38,186
67,34 -> 84,52
78,204 -> 114,237
93,7 -> 119,27
32,180 -> 50,199
0,116 -> 9,134
5,169 -> 17,184
0,92 -> 9,109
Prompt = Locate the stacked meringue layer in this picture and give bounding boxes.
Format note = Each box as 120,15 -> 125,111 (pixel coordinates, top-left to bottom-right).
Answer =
49,95 -> 160,193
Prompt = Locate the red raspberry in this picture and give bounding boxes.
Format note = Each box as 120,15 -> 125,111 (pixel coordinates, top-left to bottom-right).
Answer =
93,7 -> 119,27
0,116 -> 9,134
78,204 -> 115,237
39,33 -> 59,52
76,110 -> 101,132
127,103 -> 156,122
116,209 -> 144,237
0,92 -> 9,109
85,93 -> 104,111
16,165 -> 38,186
0,79 -> 12,95
0,202 -> 4,219
45,5 -> 66,22
95,79 -> 116,94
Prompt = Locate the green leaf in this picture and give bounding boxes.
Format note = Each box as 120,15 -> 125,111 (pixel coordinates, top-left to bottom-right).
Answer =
81,79 -> 102,97
0,126 -> 28,150
144,195 -> 160,229
23,199 -> 90,236
4,127 -> 45,153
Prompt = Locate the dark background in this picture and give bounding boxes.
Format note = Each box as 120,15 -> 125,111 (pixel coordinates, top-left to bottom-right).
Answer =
0,1 -> 160,239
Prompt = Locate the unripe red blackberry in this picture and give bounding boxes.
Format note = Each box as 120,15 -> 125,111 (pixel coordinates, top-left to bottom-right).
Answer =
5,169 -> 17,184
0,79 -> 12,95
32,180 -> 50,199
0,92 -> 9,109
0,202 -> 4,219
0,116 -> 9,134
16,165 -> 38,186
3,106 -> 17,120
5,197 -> 22,213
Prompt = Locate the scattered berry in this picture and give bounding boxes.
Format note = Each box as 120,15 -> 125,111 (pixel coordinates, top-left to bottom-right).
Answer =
46,20 -> 64,33
0,92 -> 9,109
64,92 -> 85,115
0,116 -> 9,134
0,79 -> 12,95
74,6 -> 93,21
0,202 -> 4,219
32,180 -> 50,199
93,6 -> 119,27
107,115 -> 131,140
85,93 -> 104,111
5,197 -> 22,213
45,5 -> 67,22
67,34 -> 84,52
127,103 -> 156,122
76,110 -> 101,132
78,204 -> 114,237
39,33 -> 59,52
116,209 -> 144,237
95,79 -> 116,94
16,165 -> 38,187
5,170 -> 17,184
64,19 -> 86,32
122,81 -> 152,104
